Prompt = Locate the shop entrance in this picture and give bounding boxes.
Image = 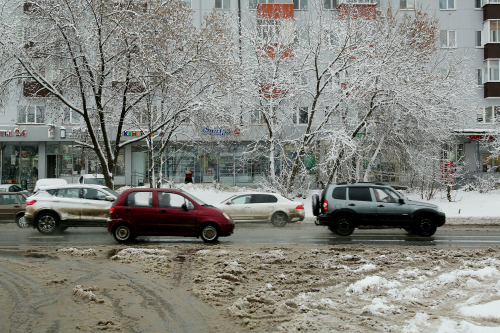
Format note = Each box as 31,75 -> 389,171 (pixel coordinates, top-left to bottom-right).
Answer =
47,155 -> 58,178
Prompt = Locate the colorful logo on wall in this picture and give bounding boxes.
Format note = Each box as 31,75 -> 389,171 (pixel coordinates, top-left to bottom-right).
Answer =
202,127 -> 242,136
0,128 -> 26,137
121,130 -> 162,137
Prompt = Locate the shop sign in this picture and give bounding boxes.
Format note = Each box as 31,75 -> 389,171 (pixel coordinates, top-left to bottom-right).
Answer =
0,128 -> 26,137
202,127 -> 242,136
469,135 -> 495,140
121,130 -> 162,137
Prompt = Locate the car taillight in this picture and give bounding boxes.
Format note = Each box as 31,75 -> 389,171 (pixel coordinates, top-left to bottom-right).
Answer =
109,207 -> 115,213
26,200 -> 36,205
323,200 -> 328,211
296,204 -> 304,210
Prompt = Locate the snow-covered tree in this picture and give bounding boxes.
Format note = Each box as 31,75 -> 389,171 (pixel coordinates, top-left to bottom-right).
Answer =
0,0 -> 235,187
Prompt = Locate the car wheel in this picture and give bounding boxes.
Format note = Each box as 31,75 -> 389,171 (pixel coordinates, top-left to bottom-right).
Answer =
271,212 -> 288,227
333,217 -> 354,236
416,217 -> 437,237
312,194 -> 320,216
16,214 -> 28,228
36,213 -> 59,235
200,224 -> 219,243
113,224 -> 135,243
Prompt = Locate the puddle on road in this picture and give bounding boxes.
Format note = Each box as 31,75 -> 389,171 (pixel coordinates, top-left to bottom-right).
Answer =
0,249 -> 59,263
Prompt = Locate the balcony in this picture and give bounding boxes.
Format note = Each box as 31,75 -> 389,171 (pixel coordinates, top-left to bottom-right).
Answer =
484,81 -> 500,98
485,43 -> 500,59
483,2 -> 500,21
23,81 -> 50,97
337,0 -> 377,3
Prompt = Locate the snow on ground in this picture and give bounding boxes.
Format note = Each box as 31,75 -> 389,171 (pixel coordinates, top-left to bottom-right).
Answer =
105,245 -> 500,332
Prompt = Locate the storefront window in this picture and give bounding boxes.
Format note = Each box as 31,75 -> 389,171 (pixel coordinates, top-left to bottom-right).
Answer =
219,152 -> 235,185
1,144 -> 20,184
482,154 -> 500,172
20,145 -> 38,186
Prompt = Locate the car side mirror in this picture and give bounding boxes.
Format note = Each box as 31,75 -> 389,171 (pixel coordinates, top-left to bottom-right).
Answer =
226,201 -> 231,205
399,198 -> 405,204
182,203 -> 189,211
106,196 -> 115,202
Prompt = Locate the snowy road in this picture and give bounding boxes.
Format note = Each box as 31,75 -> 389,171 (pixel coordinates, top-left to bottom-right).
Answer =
1,223 -> 500,248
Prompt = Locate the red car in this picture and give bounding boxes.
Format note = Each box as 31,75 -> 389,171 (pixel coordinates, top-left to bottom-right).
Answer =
108,189 -> 234,243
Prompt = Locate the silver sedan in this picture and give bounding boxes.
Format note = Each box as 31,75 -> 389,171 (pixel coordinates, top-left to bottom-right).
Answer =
215,192 -> 305,227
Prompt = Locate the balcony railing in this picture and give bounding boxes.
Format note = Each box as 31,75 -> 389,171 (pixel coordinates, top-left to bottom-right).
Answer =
483,0 -> 500,6
338,0 -> 377,4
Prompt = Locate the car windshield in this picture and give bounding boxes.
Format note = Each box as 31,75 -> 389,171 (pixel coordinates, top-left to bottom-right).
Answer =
103,187 -> 119,198
85,178 -> 106,186
221,195 -> 237,204
183,192 -> 207,205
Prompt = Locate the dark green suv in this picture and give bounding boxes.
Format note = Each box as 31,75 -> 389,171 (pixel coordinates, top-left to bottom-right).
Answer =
312,182 -> 445,237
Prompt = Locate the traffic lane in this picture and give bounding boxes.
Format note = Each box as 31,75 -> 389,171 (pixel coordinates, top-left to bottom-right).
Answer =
1,224 -> 500,248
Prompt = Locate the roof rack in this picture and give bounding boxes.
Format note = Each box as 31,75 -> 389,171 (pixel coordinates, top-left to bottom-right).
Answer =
336,181 -> 386,185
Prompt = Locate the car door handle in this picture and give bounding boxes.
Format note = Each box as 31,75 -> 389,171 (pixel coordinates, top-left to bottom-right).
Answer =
13,205 -> 20,208
160,210 -> 166,213
125,208 -> 132,212
348,203 -> 355,206
377,205 -> 385,207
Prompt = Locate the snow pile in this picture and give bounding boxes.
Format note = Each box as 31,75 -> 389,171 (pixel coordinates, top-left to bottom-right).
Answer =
110,248 -> 172,275
56,248 -> 97,257
110,248 -> 171,262
73,285 -> 100,302
188,246 -> 500,332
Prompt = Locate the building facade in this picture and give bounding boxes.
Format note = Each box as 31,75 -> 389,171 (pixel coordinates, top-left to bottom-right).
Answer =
0,0 -> 498,189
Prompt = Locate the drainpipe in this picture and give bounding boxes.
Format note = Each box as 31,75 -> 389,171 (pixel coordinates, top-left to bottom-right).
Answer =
238,0 -> 242,61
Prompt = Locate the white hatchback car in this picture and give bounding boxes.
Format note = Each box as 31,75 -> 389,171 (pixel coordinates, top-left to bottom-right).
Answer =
25,184 -> 119,234
215,193 -> 305,227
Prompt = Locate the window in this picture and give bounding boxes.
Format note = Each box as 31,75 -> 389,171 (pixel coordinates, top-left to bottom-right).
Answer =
293,107 -> 309,124
63,108 -> 80,124
331,187 -> 346,200
57,188 -> 80,198
477,106 -> 500,123
249,0 -> 270,9
348,187 -> 372,202
17,106 -> 45,124
0,194 -> 18,205
215,0 -> 230,9
253,194 -> 278,203
476,30 -> 482,47
439,0 -> 455,9
440,30 -> 456,48
324,0 -> 337,9
125,191 -> 153,207
399,0 -> 414,10
251,110 -> 265,124
83,188 -> 107,201
477,69 -> 483,85
257,19 -> 294,44
294,0 -> 308,10
184,0 -> 191,7
487,60 -> 500,81
490,21 -> 500,42
158,192 -> 192,209
231,195 -> 252,204
373,188 -> 399,203
475,0 -> 481,8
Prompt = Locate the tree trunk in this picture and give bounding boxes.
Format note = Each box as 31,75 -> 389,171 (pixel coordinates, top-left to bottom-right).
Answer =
269,140 -> 275,182
363,133 -> 386,182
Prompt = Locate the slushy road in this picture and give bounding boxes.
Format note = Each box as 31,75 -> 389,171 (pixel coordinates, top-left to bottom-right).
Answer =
0,223 -> 500,249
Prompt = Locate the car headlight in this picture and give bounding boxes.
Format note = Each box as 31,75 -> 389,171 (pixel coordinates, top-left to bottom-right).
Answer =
223,212 -> 231,221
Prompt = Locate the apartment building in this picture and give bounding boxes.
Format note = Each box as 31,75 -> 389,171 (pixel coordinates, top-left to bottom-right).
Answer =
0,0 -> 496,189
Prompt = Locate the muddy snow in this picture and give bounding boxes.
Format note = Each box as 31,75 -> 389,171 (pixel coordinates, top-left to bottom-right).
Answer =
2,244 -> 500,332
